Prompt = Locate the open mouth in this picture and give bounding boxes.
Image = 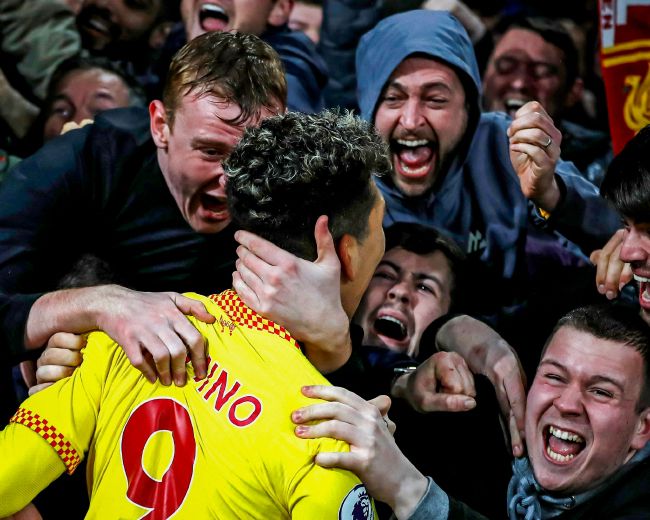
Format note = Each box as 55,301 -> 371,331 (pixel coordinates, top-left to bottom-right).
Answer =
199,3 -> 229,32
374,315 -> 407,341
544,425 -> 585,464
201,193 -> 229,218
503,98 -> 528,117
633,274 -> 650,311
390,138 -> 436,180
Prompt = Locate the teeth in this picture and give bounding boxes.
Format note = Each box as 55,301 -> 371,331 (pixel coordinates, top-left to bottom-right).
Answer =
201,3 -> 226,15
400,163 -> 429,174
634,274 -> 650,283
504,99 -> 527,111
546,445 -> 575,462
549,426 -> 584,443
396,139 -> 429,147
379,316 -> 405,331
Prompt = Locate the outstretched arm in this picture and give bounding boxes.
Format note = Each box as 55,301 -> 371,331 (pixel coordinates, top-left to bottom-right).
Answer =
435,315 -> 527,457
25,285 -> 214,386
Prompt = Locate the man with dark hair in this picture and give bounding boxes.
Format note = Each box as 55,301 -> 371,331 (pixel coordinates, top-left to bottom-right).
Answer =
37,56 -> 146,145
295,303 -> 650,519
482,16 -> 612,184
594,125 -> 650,322
355,223 -> 466,358
0,109 -> 385,518
0,31 -> 288,420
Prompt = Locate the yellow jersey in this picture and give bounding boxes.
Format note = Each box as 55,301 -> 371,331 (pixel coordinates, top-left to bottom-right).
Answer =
0,290 -> 375,519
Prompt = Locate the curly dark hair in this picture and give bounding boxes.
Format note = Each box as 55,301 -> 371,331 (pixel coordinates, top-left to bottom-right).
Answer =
163,31 -> 287,126
225,109 -> 391,260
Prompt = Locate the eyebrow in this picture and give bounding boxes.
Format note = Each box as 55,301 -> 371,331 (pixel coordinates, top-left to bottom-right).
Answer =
539,359 -> 626,394
385,80 -> 452,94
379,259 -> 445,292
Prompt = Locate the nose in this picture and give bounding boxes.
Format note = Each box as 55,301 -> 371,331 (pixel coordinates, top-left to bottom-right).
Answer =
553,383 -> 584,416
399,98 -> 425,131
620,227 -> 649,265
508,69 -> 534,92
388,280 -> 412,304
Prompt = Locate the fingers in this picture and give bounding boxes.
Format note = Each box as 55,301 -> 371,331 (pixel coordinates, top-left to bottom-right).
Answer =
35,365 -> 75,385
503,373 -> 527,456
235,229 -> 289,266
122,341 -> 158,384
420,392 -> 476,412
170,316 -> 208,381
45,331 -> 87,351
171,294 -> 215,324
313,215 -> 339,270
314,451 -> 360,471
508,101 -> 562,143
436,352 -> 475,397
593,229 -> 628,298
509,411 -> 525,458
39,333 -> 85,367
368,394 -> 392,416
28,382 -> 54,396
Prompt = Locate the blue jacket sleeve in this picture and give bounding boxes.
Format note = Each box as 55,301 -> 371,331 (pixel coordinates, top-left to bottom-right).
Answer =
546,161 -> 621,255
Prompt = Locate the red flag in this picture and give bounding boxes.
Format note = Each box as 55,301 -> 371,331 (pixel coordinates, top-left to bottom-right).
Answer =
599,0 -> 650,154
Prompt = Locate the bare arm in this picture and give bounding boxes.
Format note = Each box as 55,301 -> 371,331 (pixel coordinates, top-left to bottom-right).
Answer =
435,315 -> 527,457
25,284 -> 214,385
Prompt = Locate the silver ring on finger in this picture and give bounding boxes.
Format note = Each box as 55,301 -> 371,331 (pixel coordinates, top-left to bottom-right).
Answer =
543,135 -> 552,149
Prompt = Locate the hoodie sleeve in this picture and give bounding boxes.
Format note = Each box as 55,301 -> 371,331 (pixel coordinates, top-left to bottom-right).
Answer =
544,160 -> 621,255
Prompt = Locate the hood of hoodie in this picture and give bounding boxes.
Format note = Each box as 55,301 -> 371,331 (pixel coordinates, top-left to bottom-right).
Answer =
356,10 -> 482,190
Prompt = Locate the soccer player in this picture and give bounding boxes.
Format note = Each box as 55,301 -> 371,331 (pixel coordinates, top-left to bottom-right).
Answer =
0,110 -> 389,519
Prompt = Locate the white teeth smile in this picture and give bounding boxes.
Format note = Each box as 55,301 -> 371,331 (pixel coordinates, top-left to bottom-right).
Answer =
634,274 -> 650,283
549,425 -> 584,443
400,164 -> 429,174
396,139 -> 429,147
546,446 -> 575,462
201,3 -> 226,15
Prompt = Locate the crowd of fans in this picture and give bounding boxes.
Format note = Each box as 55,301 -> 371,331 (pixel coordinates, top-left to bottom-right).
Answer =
0,0 -> 648,519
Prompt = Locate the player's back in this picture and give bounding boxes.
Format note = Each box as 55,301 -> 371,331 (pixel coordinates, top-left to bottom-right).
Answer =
17,290 -> 374,519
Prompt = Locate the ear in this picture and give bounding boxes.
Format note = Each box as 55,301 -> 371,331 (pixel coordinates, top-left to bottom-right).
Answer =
149,21 -> 174,50
337,233 -> 360,282
563,77 -> 584,110
149,100 -> 170,150
268,0 -> 293,27
630,407 -> 650,450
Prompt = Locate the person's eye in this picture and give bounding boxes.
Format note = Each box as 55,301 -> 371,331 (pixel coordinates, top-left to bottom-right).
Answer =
417,283 -> 436,295
426,97 -> 447,106
590,387 -> 614,399
374,270 -> 396,281
544,373 -> 565,384
201,148 -> 222,158
51,104 -> 72,119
